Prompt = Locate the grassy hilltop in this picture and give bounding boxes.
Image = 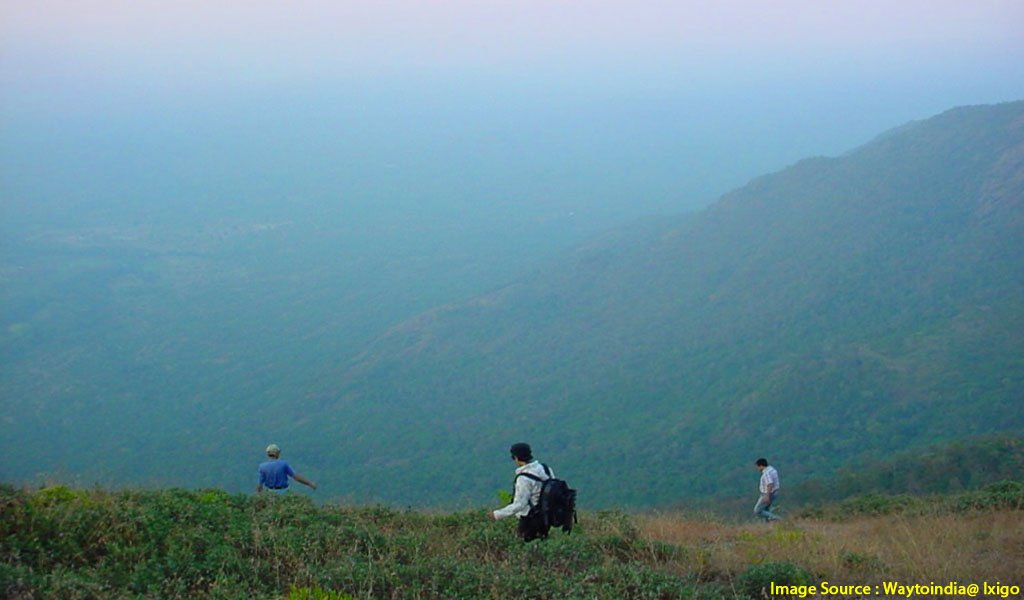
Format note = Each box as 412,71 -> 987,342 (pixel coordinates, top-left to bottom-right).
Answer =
2,482 -> 1023,599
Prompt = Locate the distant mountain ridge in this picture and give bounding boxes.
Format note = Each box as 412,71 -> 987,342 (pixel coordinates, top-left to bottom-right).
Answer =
295,101 -> 1024,506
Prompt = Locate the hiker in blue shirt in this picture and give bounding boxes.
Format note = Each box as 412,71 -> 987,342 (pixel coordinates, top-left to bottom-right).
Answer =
257,444 -> 317,493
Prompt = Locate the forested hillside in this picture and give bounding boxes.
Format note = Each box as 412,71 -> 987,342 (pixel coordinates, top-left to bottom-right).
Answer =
3,102 -> 1022,508
291,101 -> 1024,506
791,434 -> 1024,502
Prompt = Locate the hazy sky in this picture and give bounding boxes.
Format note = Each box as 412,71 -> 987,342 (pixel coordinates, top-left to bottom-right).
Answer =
2,1 -> 1023,225
3,1 -> 1022,93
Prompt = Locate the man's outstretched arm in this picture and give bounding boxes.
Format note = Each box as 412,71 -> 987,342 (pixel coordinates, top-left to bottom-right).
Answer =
292,473 -> 317,490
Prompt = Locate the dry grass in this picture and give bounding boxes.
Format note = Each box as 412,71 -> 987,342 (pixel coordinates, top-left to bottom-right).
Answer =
636,510 -> 1024,583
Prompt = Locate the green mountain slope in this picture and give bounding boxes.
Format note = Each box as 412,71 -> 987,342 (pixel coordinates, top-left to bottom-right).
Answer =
792,434 -> 1024,502
295,101 -> 1024,506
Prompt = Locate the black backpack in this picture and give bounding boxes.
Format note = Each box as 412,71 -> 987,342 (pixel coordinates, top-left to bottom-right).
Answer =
517,465 -> 578,535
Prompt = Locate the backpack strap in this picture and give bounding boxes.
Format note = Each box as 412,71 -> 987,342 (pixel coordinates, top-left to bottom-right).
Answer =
514,464 -> 552,484
515,472 -> 545,483
514,467 -> 551,508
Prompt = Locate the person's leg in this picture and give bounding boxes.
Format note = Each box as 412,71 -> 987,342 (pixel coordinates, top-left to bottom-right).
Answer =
753,496 -> 771,521
763,492 -> 780,520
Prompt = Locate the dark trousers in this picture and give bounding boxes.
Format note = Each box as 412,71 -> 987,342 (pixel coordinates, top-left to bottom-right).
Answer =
518,509 -> 550,541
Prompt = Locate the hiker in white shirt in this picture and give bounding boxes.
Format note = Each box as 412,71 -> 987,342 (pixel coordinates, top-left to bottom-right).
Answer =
754,457 -> 781,521
490,442 -> 553,540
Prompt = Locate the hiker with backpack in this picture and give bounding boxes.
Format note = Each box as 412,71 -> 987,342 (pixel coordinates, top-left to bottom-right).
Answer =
490,442 -> 576,541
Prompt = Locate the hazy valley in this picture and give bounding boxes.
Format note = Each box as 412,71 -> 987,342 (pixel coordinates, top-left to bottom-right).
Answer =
3,101 -> 1022,511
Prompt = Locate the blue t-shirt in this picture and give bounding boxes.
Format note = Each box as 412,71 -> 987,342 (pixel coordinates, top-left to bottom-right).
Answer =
258,459 -> 295,489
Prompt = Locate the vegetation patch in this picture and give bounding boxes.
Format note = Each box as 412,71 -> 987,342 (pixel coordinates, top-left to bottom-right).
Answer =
3,483 -> 1023,598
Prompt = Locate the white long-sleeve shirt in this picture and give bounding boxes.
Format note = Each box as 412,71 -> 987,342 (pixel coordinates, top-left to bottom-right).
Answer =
493,461 -> 552,520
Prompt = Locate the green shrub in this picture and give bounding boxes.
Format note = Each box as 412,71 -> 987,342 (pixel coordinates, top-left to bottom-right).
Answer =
839,492 -> 917,517
0,486 -> 705,599
840,551 -> 885,572
798,480 -> 1024,520
954,480 -> 1024,511
287,585 -> 354,600
737,561 -> 812,599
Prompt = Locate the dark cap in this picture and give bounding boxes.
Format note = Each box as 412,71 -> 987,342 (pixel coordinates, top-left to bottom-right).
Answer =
510,442 -> 533,461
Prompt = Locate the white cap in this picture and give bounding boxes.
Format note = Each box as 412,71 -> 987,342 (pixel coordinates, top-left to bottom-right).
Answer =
266,444 -> 281,455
